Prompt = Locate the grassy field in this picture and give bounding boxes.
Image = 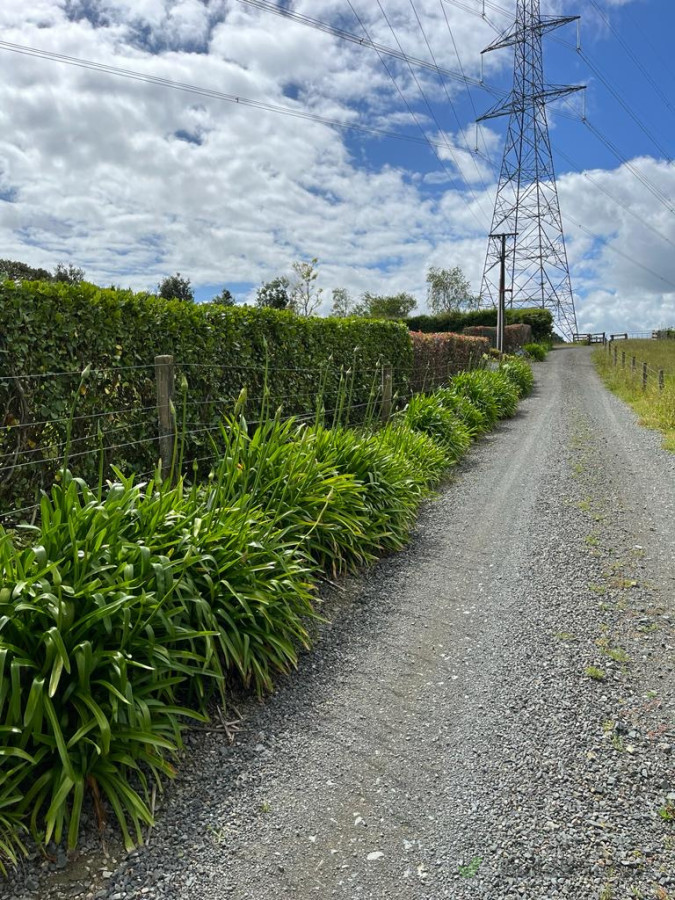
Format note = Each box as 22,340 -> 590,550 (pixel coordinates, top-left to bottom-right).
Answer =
593,339 -> 675,450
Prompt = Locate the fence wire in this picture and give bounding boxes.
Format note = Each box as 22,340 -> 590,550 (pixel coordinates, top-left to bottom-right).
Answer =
0,355 -> 442,523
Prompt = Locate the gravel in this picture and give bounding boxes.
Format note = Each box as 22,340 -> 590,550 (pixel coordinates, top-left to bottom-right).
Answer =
4,346 -> 674,900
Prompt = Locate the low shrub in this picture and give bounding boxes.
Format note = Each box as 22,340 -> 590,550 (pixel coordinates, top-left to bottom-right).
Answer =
523,342 -> 547,361
377,423 -> 449,489
400,395 -> 471,462
309,425 -> 424,556
481,370 -> 520,417
211,415 -> 371,577
0,369 -> 532,867
450,371 -> 500,427
0,468 -> 316,854
434,389 -> 488,437
500,356 -> 535,398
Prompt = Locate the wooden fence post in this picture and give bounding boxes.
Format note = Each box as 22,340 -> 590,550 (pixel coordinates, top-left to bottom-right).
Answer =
381,365 -> 393,422
621,351 -> 625,369
613,346 -> 617,366
642,361 -> 647,391
155,354 -> 176,481
659,370 -> 665,391
631,356 -> 636,378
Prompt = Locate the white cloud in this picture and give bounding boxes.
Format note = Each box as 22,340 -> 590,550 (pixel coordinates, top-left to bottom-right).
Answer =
0,0 -> 670,337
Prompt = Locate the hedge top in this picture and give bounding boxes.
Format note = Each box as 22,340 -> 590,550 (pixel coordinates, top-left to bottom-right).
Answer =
406,307 -> 554,342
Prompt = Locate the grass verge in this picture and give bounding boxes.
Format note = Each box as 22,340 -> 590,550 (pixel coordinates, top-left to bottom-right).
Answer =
593,340 -> 675,450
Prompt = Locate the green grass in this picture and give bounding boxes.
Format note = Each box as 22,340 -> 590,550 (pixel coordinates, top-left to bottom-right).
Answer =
594,340 -> 675,450
585,666 -> 607,681
458,856 -> 482,878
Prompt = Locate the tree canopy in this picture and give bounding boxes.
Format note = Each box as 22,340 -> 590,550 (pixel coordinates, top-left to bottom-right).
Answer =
356,291 -> 417,319
256,276 -> 291,310
426,265 -> 478,314
158,272 -> 194,303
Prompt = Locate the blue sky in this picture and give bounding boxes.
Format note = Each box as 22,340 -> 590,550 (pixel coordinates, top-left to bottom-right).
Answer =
0,0 -> 674,334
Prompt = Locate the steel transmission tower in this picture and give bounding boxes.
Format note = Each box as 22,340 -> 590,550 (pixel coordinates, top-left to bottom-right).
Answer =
478,0 -> 584,338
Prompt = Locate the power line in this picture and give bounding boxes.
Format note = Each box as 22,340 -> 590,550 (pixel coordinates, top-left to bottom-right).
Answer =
438,0 -> 497,174
552,143 -> 675,254
621,4 -> 675,89
578,48 -> 672,163
406,0 -> 492,192
564,211 -> 675,292
587,0 -> 675,121
371,0 -> 491,220
344,1 -> 488,230
581,117 -> 675,217
0,39 -> 475,153
234,0 -> 499,92
446,0 -> 675,236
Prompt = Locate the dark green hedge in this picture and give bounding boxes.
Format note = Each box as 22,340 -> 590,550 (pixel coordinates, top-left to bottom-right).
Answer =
0,280 -> 413,512
407,307 -> 554,343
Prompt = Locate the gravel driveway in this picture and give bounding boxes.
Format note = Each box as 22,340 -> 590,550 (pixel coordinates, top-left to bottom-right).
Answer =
5,346 -> 674,900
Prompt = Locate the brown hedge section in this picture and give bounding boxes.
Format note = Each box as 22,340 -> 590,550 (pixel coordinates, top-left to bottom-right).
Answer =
410,331 -> 490,392
462,323 -> 532,352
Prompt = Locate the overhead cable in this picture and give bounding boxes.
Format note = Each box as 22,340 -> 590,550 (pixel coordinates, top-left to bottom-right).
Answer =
0,39 -> 476,152
438,0 -> 497,174
565,212 -> 675,292
345,0 -> 489,229
587,0 -> 675,121
407,0 -> 492,192
552,143 -> 675,253
234,0 -> 501,93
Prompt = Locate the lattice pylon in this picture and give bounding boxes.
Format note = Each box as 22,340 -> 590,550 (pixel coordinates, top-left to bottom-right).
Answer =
478,0 -> 584,339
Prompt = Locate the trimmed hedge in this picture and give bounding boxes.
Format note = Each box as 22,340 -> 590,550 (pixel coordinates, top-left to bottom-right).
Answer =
410,332 -> 490,392
463,323 -> 532,352
0,280 -> 413,510
407,307 -> 553,343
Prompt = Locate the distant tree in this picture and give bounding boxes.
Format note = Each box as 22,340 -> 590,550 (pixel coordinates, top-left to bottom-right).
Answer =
357,291 -> 417,319
256,276 -> 291,310
158,272 -> 194,302
0,259 -> 53,281
330,287 -> 354,317
426,265 -> 478,314
289,258 -> 323,316
53,263 -> 85,284
211,287 -> 235,306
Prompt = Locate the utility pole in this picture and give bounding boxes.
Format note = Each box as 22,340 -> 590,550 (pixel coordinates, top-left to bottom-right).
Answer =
477,0 -> 585,340
491,232 -> 517,355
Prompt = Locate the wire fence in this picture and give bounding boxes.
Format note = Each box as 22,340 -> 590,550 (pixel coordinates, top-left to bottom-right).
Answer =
603,339 -> 675,390
0,354 -> 456,524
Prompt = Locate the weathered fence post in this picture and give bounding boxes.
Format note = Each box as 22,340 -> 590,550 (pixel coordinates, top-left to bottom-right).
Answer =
155,354 -> 176,481
381,365 -> 393,422
659,369 -> 665,391
631,356 -> 636,378
621,351 -> 625,369
642,361 -> 648,391
613,346 -> 617,366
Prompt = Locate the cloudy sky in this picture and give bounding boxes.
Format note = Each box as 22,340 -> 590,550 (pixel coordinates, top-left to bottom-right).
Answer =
1,0 -> 674,334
